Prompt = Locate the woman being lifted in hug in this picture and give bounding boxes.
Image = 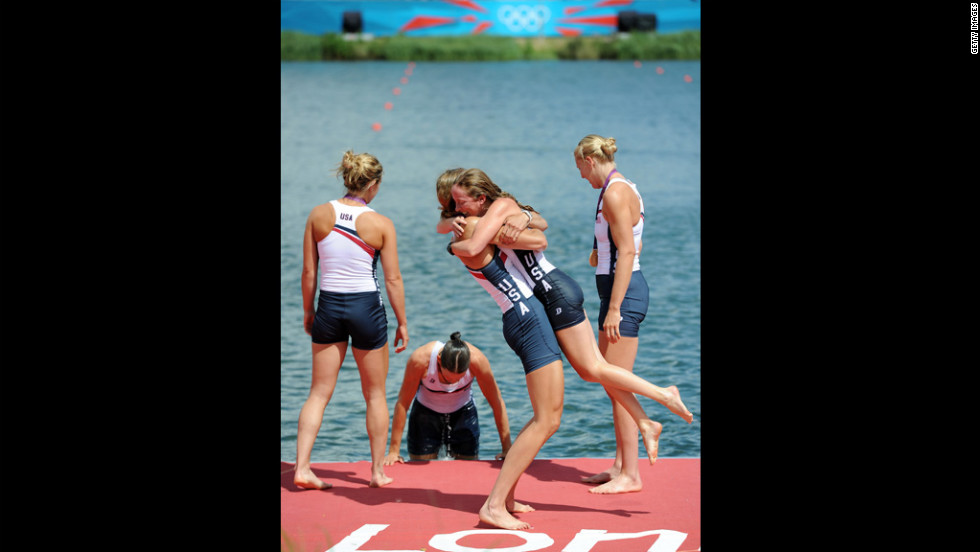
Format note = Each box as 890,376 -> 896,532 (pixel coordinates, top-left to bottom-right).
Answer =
441,168 -> 692,494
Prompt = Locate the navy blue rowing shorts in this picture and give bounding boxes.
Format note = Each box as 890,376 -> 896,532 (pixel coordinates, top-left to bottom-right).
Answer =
501,295 -> 563,374
311,290 -> 388,350
595,271 -> 649,338
535,268 -> 587,331
407,398 -> 480,457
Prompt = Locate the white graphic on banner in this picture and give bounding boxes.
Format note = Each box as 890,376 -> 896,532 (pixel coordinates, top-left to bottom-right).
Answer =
497,4 -> 551,33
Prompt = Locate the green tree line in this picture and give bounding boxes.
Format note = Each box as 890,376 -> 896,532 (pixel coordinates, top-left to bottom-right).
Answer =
281,30 -> 700,61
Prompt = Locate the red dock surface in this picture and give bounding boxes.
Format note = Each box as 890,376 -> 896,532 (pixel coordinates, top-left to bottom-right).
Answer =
281,457 -> 700,551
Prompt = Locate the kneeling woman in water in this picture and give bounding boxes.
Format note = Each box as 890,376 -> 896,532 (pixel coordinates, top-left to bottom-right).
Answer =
384,332 -> 512,464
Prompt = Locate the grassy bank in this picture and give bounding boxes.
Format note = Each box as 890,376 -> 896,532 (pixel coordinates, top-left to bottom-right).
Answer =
281,30 -> 700,61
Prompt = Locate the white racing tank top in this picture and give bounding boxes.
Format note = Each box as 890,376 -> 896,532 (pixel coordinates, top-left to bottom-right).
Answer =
594,177 -> 644,275
318,200 -> 380,293
467,249 -> 535,316
498,246 -> 556,294
416,341 -> 474,413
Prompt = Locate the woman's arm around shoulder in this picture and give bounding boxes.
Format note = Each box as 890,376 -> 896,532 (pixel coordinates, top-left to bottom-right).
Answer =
450,216 -> 496,270
500,207 -> 548,244
436,214 -> 467,236
450,198 -> 519,256
502,226 -> 547,251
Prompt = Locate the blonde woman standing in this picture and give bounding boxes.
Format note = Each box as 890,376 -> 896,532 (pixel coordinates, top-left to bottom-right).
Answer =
575,134 -> 663,494
294,150 -> 409,490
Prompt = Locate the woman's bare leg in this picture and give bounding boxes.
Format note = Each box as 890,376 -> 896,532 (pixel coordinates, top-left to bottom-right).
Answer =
479,360 -> 563,530
554,320 -> 672,469
590,335 -> 644,494
502,420 -> 535,514
294,342 -> 346,490
353,345 -> 394,488
557,318 -> 692,423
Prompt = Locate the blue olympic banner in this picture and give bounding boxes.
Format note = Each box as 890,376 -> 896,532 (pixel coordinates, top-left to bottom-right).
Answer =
281,0 -> 700,37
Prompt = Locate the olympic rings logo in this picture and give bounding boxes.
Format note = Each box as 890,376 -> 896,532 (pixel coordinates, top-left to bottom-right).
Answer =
497,4 -> 551,32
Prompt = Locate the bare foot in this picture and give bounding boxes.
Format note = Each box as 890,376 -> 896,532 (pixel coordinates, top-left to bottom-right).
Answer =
589,473 -> 642,494
639,420 -> 662,465
480,501 -> 531,530
294,469 -> 333,490
508,501 -> 535,514
369,473 -> 394,488
664,386 -> 694,424
581,467 -> 618,484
